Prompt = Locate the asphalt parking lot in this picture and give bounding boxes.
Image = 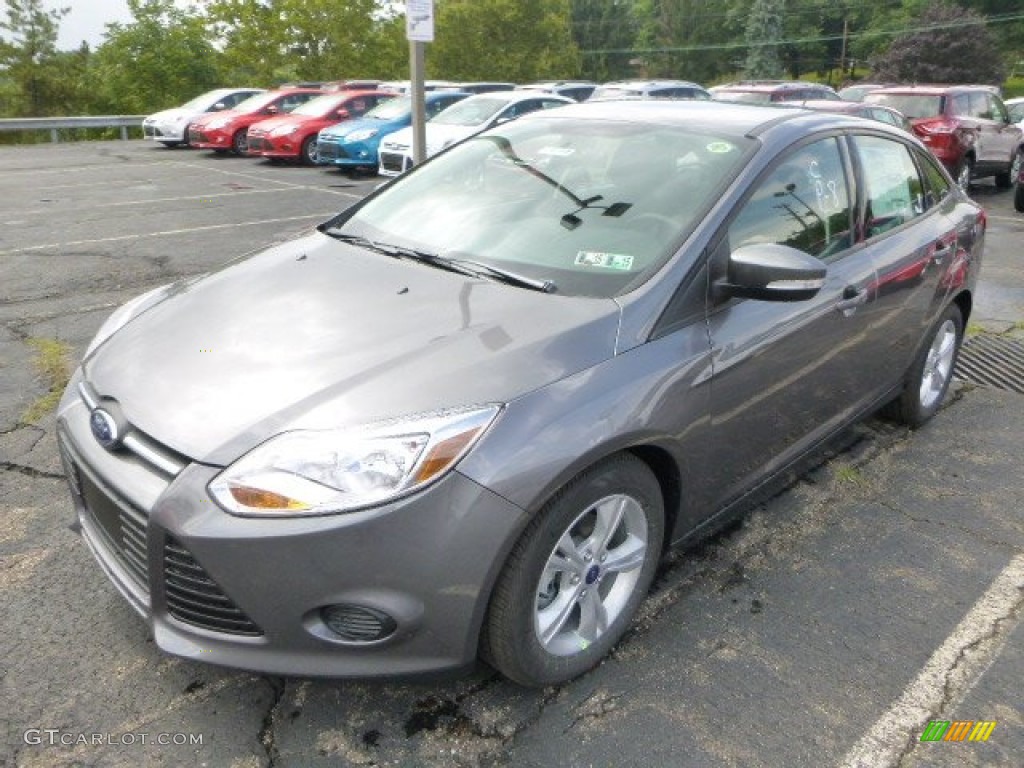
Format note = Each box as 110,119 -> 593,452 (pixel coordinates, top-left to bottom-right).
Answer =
2,139 -> 1022,768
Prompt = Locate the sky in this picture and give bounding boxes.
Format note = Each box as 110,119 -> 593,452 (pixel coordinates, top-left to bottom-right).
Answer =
47,0 -> 134,50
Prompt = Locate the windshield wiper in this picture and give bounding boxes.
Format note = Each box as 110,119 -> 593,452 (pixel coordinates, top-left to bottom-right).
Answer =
325,230 -> 556,293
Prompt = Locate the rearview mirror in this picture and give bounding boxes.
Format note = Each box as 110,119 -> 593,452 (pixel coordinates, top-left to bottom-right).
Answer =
715,243 -> 826,302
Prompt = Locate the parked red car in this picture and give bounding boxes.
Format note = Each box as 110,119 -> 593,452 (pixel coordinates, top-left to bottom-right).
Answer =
188,89 -> 323,155
865,85 -> 1023,192
246,91 -> 394,165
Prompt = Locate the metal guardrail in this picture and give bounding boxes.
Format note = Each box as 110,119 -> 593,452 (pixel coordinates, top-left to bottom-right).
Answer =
0,116 -> 145,142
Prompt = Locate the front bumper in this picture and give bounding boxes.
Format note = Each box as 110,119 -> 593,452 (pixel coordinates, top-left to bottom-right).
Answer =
247,133 -> 301,159
188,126 -> 232,150
143,121 -> 186,142
318,137 -> 378,168
56,372 -> 529,678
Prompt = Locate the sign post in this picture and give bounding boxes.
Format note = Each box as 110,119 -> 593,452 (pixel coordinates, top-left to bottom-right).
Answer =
406,0 -> 435,166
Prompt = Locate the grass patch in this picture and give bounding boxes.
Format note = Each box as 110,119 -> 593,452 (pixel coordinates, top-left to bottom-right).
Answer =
965,322 -> 986,337
834,464 -> 864,487
22,338 -> 72,423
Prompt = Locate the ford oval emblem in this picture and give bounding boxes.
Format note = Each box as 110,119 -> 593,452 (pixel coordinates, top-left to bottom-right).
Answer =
90,409 -> 120,450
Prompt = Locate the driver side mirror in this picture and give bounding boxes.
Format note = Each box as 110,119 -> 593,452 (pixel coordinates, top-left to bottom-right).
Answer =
336,108 -> 350,119
265,105 -> 279,115
211,102 -> 226,112
714,243 -> 826,302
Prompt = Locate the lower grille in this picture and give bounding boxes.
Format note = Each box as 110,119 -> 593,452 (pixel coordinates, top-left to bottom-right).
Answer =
380,152 -> 406,173
318,142 -> 345,161
79,469 -> 149,594
188,129 -> 208,144
247,137 -> 269,152
163,537 -> 263,637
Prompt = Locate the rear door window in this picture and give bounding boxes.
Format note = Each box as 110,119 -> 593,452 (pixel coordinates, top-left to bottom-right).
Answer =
851,135 -> 926,236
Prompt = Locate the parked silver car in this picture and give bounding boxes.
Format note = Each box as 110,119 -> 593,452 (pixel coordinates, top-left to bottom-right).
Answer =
142,87 -> 265,148
58,101 -> 984,686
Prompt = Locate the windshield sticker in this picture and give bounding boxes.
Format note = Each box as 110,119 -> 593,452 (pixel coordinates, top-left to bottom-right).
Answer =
538,146 -> 576,157
706,141 -> 736,153
575,251 -> 634,270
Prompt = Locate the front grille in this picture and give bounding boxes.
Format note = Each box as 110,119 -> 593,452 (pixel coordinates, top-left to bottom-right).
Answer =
380,152 -> 406,173
163,537 -> 263,637
188,129 -> 207,144
143,125 -> 156,138
247,137 -> 269,152
78,469 -> 149,594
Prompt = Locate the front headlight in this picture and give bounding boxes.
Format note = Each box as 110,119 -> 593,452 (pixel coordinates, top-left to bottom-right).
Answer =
84,284 -> 171,359
208,406 -> 501,517
272,124 -> 300,136
346,128 -> 378,142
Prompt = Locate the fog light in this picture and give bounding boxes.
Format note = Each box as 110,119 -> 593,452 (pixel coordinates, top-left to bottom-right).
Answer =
321,604 -> 397,643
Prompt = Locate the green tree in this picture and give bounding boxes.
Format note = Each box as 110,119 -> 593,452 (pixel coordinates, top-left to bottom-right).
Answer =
0,0 -> 69,116
429,0 -> 580,81
743,0 -> 785,79
634,0 -> 740,84
88,0 -> 220,113
870,2 -> 1005,85
571,0 -> 638,82
205,0 -> 406,85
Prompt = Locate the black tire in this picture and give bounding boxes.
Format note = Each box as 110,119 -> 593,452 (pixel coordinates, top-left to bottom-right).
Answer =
1015,181 -> 1024,213
883,303 -> 963,428
301,135 -> 318,166
995,149 -> 1021,189
954,156 -> 974,194
159,141 -> 182,149
231,129 -> 248,156
481,454 -> 664,687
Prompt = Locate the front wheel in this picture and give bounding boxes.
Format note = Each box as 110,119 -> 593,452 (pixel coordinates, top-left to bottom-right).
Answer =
481,454 -> 664,687
954,156 -> 974,194
301,135 -> 319,166
995,149 -> 1021,189
884,304 -> 963,428
231,129 -> 248,156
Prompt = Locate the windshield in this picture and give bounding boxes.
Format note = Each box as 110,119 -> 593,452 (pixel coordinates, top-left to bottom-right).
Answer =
432,97 -> 508,126
365,96 -> 412,121
234,92 -> 288,113
290,93 -> 348,116
589,87 -> 640,101
863,93 -> 943,119
332,116 -> 754,298
180,90 -> 229,110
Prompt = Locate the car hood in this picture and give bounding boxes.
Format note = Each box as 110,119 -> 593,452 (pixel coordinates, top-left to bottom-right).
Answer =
191,109 -> 241,127
147,107 -> 196,123
380,123 -> 478,152
83,232 -> 620,465
326,116 -> 406,140
249,114 -> 319,133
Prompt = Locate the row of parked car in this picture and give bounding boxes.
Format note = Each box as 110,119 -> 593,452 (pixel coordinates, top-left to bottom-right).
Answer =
142,77 -> 1024,202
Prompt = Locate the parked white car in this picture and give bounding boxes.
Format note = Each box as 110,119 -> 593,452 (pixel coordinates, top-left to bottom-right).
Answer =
1007,97 -> 1024,131
377,91 -> 573,176
142,88 -> 266,147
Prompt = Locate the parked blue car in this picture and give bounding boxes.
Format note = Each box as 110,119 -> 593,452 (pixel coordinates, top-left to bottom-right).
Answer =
316,90 -> 470,172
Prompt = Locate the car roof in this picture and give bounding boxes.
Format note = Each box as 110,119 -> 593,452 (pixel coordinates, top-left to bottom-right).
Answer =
598,79 -> 705,89
517,99 -> 896,140
458,90 -> 574,105
713,80 -> 835,93
868,84 -> 994,95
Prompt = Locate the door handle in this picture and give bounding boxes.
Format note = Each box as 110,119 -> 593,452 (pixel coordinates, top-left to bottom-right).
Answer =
836,285 -> 868,314
933,236 -> 956,265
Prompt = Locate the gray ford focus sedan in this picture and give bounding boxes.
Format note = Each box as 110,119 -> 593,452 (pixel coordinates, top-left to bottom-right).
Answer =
57,101 -> 984,687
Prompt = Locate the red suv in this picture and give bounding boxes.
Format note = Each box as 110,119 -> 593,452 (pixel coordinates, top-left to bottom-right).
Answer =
864,85 -> 1023,192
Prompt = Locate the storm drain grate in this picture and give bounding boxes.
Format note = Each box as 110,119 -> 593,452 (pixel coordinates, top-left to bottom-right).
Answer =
954,334 -> 1024,394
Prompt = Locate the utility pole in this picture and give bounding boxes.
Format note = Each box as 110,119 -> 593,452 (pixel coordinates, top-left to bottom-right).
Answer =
839,17 -> 849,78
406,0 -> 435,166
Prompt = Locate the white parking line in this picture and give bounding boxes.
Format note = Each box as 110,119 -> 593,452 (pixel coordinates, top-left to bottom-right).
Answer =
839,553 -> 1024,767
0,213 -> 337,256
167,160 -> 365,198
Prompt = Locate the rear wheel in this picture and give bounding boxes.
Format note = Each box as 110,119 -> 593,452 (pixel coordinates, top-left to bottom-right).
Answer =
481,454 -> 664,687
883,304 -> 963,428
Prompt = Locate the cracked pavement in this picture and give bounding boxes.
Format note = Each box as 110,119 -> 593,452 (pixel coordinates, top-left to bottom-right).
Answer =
2,141 -> 1022,767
